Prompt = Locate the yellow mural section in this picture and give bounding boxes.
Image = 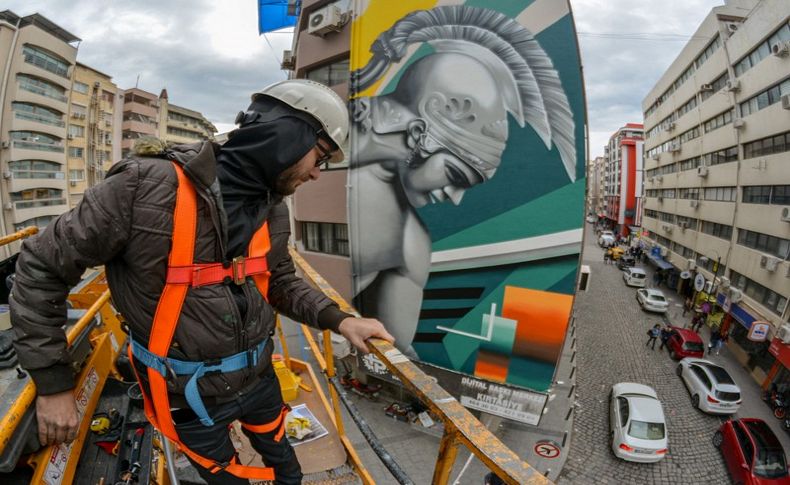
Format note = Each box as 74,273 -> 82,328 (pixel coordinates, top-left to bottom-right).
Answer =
350,0 -> 438,97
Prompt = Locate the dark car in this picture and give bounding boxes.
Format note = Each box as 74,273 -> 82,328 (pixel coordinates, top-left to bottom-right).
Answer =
617,255 -> 637,270
714,418 -> 790,484
666,328 -> 705,360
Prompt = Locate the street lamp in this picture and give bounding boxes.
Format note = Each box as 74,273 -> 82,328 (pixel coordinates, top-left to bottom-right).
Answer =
698,250 -> 722,327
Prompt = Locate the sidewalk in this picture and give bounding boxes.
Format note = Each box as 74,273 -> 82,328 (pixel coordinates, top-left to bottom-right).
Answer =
636,257 -> 790,451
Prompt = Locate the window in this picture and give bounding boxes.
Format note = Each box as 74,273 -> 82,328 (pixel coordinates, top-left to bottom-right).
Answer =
744,131 -> 790,159
73,81 -> 89,94
733,423 -> 754,466
702,187 -> 736,202
8,160 -> 64,180
9,188 -> 66,209
700,72 -> 729,102
68,125 -> 84,138
306,58 -> 350,87
68,169 -> 85,181
703,109 -> 733,133
302,222 -> 349,256
696,255 -> 725,275
680,157 -> 701,172
734,22 -> 790,78
11,102 -> 64,128
14,215 -> 56,232
691,366 -> 711,390
702,146 -> 737,167
743,185 -> 790,205
731,270 -> 788,316
68,147 -> 84,158
618,397 -> 629,427
22,45 -> 69,78
737,229 -> 790,260
10,131 -> 63,152
700,221 -> 733,240
740,78 -> 790,117
17,74 -> 67,102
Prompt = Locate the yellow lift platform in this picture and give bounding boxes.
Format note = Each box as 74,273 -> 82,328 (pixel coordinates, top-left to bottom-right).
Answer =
0,227 -> 548,485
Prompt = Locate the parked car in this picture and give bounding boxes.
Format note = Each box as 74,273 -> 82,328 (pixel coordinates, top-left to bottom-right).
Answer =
676,358 -> 742,413
617,254 -> 637,270
622,267 -> 647,287
599,230 -> 615,247
714,418 -> 790,484
636,288 -> 669,313
666,328 -> 705,360
586,215 -> 596,223
609,383 -> 668,463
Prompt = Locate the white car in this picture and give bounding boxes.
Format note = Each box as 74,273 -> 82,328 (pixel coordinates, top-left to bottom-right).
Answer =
609,383 -> 668,462
586,215 -> 596,223
598,230 -> 615,247
622,267 -> 647,287
676,358 -> 742,414
637,288 -> 669,313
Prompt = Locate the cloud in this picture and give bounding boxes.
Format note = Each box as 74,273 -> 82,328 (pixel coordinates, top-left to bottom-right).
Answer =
5,0 -> 726,148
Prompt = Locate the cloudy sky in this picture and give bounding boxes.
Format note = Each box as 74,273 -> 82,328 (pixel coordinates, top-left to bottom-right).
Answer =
4,0 -> 724,158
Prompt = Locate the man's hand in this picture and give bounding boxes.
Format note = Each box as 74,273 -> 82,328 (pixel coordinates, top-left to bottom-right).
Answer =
36,391 -> 79,446
337,317 -> 395,354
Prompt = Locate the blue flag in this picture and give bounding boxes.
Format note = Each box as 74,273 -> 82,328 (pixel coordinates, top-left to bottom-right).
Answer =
258,0 -> 298,34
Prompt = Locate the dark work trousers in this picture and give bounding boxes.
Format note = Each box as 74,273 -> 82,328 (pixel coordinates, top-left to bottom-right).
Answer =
172,366 -> 302,484
646,335 -> 657,349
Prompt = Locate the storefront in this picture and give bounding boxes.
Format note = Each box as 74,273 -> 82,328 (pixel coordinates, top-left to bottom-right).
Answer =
717,293 -> 776,385
766,337 -> 790,393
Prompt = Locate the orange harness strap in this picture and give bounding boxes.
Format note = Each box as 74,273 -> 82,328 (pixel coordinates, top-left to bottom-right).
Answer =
129,162 -> 279,481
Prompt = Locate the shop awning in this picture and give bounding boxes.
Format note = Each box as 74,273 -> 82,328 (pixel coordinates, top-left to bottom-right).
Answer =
647,253 -> 674,271
628,225 -> 641,233
717,293 -> 758,329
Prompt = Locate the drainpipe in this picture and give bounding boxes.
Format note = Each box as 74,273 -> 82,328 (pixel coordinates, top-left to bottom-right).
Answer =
720,27 -> 740,276
0,18 -> 22,259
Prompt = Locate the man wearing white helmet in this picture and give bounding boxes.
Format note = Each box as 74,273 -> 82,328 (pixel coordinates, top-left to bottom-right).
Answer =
10,79 -> 393,484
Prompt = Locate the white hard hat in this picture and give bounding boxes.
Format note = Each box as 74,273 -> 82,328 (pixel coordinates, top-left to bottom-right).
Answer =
252,79 -> 348,163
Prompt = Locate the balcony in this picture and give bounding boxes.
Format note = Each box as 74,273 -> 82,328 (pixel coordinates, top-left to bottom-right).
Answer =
6,198 -> 68,224
6,171 -> 67,193
15,83 -> 69,114
122,102 -> 157,119
121,120 -> 158,136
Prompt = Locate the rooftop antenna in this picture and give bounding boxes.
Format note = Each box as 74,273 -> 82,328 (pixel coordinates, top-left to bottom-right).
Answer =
135,74 -> 140,88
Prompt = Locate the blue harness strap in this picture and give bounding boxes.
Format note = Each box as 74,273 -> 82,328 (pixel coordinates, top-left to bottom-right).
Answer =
130,336 -> 269,426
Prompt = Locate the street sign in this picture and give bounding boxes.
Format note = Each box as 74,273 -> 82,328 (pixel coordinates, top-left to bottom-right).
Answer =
748,321 -> 771,342
534,441 -> 561,459
680,271 -> 691,279
694,274 -> 706,292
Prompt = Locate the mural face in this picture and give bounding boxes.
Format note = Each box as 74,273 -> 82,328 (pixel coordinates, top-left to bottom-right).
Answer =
349,1 -> 587,395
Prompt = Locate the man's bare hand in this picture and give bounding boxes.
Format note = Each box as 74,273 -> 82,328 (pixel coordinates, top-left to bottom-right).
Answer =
36,391 -> 79,446
337,317 -> 395,354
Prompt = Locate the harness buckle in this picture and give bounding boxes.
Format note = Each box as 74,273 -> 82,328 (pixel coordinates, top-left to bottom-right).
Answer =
232,256 -> 246,285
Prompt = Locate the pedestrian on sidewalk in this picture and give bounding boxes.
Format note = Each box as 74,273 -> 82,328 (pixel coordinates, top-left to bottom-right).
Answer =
715,330 -> 729,355
682,296 -> 692,316
659,324 -> 673,351
691,313 -> 704,332
603,250 -> 610,265
646,324 -> 661,350
708,327 -> 721,354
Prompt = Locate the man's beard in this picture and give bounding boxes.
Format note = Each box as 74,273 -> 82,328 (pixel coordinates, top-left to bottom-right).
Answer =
274,164 -> 303,195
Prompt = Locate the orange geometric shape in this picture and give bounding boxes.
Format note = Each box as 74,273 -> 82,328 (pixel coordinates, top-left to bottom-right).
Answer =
502,286 -> 573,363
474,350 -> 510,382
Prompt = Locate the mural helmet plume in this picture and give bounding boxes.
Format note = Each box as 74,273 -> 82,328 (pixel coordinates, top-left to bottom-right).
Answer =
251,79 -> 349,163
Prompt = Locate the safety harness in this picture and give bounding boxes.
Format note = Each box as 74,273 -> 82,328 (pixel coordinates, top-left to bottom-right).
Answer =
128,162 -> 287,480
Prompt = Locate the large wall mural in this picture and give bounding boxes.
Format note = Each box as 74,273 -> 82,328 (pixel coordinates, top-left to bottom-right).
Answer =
349,0 -> 587,396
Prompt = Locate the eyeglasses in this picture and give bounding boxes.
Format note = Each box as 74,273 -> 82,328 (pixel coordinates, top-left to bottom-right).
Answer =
315,141 -> 334,167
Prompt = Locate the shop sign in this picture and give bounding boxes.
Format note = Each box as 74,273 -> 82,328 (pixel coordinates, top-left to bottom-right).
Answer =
694,274 -> 706,292
748,321 -> 770,342
459,375 -> 547,425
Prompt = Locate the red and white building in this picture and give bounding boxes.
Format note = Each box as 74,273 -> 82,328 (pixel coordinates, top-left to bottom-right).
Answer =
602,123 -> 644,238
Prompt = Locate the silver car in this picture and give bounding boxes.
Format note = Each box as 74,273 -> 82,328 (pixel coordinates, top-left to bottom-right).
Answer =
609,383 -> 668,462
676,358 -> 742,414
637,288 -> 669,313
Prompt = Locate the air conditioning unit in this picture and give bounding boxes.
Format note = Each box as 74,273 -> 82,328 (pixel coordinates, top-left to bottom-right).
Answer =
648,176 -> 655,183
70,180 -> 77,187
71,112 -> 80,118
662,224 -> 673,233
771,40 -> 790,58
660,246 -> 669,257
782,94 -> 790,110
779,324 -> 790,344
732,118 -> 746,129
667,122 -> 676,131
761,254 -> 780,272
106,139 -> 112,145
729,287 -> 744,304
687,258 -> 696,270
308,5 -> 343,36
690,199 -> 699,208
679,221 -> 688,230
658,195 -> 664,202
651,153 -> 660,161
697,166 -> 709,177
670,142 -> 681,153
67,134 -> 74,140
700,83 -> 714,92
93,81 -> 101,87
281,49 -> 295,70
1,141 -> 8,149
2,171 -> 11,179
726,22 -> 739,34
3,202 -> 13,210
656,175 -> 663,183
782,207 -> 790,222
726,79 -> 740,92
719,276 -> 730,289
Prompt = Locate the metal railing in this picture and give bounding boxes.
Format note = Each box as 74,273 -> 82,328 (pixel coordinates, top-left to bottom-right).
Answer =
289,248 -> 550,485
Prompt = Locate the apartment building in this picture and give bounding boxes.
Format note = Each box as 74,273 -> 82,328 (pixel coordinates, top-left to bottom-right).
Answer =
67,63 -> 119,207
602,124 -> 644,237
641,0 -> 790,385
287,0 -> 353,300
0,11 -> 78,254
586,156 -> 605,217
158,89 -> 216,145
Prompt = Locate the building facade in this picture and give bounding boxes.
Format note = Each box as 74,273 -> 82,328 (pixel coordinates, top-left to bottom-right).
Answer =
158,89 -> 216,145
0,11 -> 79,255
602,123 -> 644,237
119,87 -> 159,160
67,63 -> 119,207
287,0 -> 353,301
641,0 -> 790,385
586,155 -> 605,218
